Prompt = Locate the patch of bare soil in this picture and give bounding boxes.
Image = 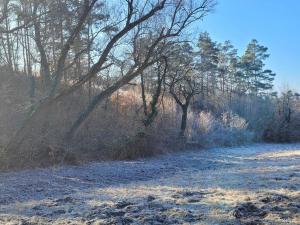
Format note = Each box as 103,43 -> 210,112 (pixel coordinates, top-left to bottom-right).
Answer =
234,193 -> 300,225
0,143 -> 300,224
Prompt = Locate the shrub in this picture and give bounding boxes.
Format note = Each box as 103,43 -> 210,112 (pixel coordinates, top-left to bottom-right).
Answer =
187,111 -> 254,147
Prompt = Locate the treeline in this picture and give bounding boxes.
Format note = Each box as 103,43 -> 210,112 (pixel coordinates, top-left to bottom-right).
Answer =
0,0 -> 299,170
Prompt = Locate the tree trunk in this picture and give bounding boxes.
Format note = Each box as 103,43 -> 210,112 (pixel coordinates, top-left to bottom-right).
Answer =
34,21 -> 51,90
66,61 -> 155,139
3,99 -> 53,168
180,104 -> 188,137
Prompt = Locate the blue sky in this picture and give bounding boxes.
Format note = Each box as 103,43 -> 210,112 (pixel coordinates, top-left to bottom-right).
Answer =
192,0 -> 300,92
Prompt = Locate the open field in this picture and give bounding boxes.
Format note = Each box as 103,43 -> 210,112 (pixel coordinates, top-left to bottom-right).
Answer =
0,144 -> 300,224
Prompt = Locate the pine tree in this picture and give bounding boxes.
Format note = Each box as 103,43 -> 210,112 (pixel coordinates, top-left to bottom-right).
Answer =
240,39 -> 276,95
217,40 -> 238,98
196,32 -> 219,97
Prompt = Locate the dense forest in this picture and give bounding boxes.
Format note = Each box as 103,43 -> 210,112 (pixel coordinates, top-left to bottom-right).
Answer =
0,0 -> 299,170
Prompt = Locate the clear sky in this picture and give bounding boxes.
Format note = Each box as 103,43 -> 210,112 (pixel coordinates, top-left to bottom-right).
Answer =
193,0 -> 300,92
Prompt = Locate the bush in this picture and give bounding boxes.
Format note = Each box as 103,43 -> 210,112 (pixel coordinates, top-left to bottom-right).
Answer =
264,112 -> 300,143
263,91 -> 300,143
187,111 -> 254,147
0,71 -> 183,169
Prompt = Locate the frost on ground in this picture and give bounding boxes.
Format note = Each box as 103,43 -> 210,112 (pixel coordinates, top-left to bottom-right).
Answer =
0,144 -> 300,225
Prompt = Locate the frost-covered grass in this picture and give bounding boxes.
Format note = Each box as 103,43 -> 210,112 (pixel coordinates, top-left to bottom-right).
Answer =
0,143 -> 300,224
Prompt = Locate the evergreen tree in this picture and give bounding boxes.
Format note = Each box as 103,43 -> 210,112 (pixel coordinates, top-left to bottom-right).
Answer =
196,32 -> 219,97
217,40 -> 238,97
240,39 -> 276,95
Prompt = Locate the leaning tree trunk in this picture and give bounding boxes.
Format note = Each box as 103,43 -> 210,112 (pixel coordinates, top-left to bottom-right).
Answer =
2,98 -> 54,169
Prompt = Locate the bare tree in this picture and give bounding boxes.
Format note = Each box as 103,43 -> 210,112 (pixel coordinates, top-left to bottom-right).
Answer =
3,0 -> 216,164
141,56 -> 168,127
165,43 -> 201,136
